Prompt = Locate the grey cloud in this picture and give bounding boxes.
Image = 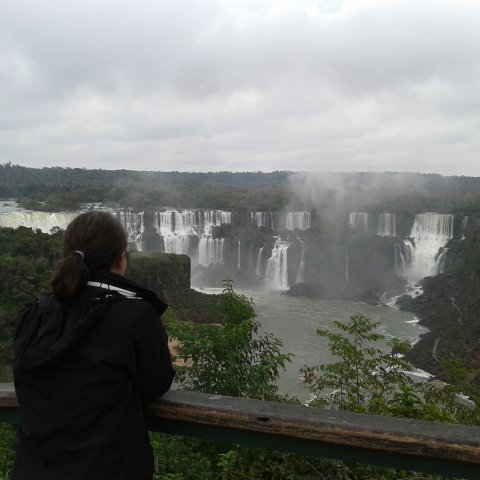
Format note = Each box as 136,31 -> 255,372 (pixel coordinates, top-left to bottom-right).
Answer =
0,0 -> 479,175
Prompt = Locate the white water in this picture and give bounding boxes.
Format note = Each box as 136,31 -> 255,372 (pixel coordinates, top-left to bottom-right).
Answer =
377,213 -> 396,237
256,246 -> 265,277
286,211 -> 310,231
0,206 -> 147,251
198,237 -> 225,266
237,240 -> 241,269
198,287 -> 427,402
295,242 -> 306,284
403,213 -> 454,285
113,211 -> 145,252
153,209 -> 232,265
0,210 -> 79,232
154,211 -> 196,256
348,212 -> 368,232
252,211 -> 274,230
462,216 -> 469,240
435,247 -> 448,274
265,242 -> 289,290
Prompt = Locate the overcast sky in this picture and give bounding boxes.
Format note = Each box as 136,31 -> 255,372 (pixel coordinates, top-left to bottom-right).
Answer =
1,0 -> 479,175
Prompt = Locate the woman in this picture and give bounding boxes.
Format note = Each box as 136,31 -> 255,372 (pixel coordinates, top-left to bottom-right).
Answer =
12,211 -> 175,480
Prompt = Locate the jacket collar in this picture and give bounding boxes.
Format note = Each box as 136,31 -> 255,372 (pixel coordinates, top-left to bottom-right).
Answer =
88,271 -> 168,316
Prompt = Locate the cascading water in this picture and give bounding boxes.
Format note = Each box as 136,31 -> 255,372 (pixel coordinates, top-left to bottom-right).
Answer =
296,241 -> 306,284
0,210 -> 79,232
0,207 -> 147,251
377,213 -> 396,237
256,246 -> 265,278
265,241 -> 289,290
348,212 -> 368,232
435,247 -> 448,274
286,211 -> 310,231
394,243 -> 407,275
154,209 -> 232,266
198,237 -> 225,266
462,216 -> 469,240
402,213 -> 454,285
237,240 -> 241,269
113,211 -> 145,252
153,211 -> 192,256
251,211 -> 275,230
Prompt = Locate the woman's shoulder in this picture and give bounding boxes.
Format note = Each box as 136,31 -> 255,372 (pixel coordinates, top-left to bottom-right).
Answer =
87,271 -> 168,316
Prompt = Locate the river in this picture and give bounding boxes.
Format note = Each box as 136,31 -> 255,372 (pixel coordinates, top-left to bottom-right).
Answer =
196,287 -> 428,403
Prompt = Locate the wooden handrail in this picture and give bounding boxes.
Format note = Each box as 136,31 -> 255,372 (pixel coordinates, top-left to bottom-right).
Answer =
2,383 -> 480,479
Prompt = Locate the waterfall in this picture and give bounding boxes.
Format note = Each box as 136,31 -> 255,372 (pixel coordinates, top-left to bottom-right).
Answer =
252,211 -> 274,230
435,247 -> 448,274
296,242 -> 306,284
462,216 -> 469,240
394,243 -> 407,275
377,213 -> 396,237
348,212 -> 368,232
237,240 -> 241,269
256,246 -> 265,278
286,211 -> 311,231
163,235 -> 192,256
198,237 -> 225,266
403,213 -> 454,284
153,211 -> 192,256
113,211 -> 145,252
203,210 -> 232,235
153,209 -> 232,265
0,208 -> 146,251
0,211 -> 79,232
265,242 -> 289,290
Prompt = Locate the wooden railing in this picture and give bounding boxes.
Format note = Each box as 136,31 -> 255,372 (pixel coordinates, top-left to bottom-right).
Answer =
1,383 -> 480,479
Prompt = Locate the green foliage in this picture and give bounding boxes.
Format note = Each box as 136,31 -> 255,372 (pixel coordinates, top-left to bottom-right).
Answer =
301,313 -> 480,427
0,165 -> 291,210
150,434 -> 213,480
0,424 -> 15,480
0,227 -> 62,353
302,314 -> 413,414
170,280 -> 292,401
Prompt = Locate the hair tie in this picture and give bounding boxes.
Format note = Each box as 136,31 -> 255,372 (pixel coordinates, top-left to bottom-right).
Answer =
74,250 -> 85,261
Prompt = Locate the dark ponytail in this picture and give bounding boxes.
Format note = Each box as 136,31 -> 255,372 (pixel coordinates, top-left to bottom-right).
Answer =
52,211 -> 127,303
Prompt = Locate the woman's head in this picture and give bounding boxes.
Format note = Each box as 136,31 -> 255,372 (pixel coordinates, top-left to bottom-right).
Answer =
52,211 -> 128,303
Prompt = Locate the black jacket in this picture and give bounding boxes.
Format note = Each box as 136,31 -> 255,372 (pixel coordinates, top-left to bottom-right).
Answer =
12,271 -> 175,480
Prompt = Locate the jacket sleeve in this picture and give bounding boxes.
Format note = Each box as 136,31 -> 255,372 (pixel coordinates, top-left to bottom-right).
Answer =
132,302 -> 176,406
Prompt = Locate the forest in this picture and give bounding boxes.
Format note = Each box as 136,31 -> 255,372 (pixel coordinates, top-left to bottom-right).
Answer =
2,163 -> 480,213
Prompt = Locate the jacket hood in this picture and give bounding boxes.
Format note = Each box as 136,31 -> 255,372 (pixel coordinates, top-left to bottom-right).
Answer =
13,271 -> 167,371
13,289 -> 113,371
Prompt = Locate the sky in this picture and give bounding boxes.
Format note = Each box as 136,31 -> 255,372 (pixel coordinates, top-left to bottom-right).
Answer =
1,0 -> 479,175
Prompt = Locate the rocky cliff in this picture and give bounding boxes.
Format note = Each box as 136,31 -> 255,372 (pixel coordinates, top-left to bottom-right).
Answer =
127,253 -> 221,324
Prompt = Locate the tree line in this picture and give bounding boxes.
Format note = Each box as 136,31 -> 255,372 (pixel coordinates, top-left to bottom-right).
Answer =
3,163 -> 480,214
